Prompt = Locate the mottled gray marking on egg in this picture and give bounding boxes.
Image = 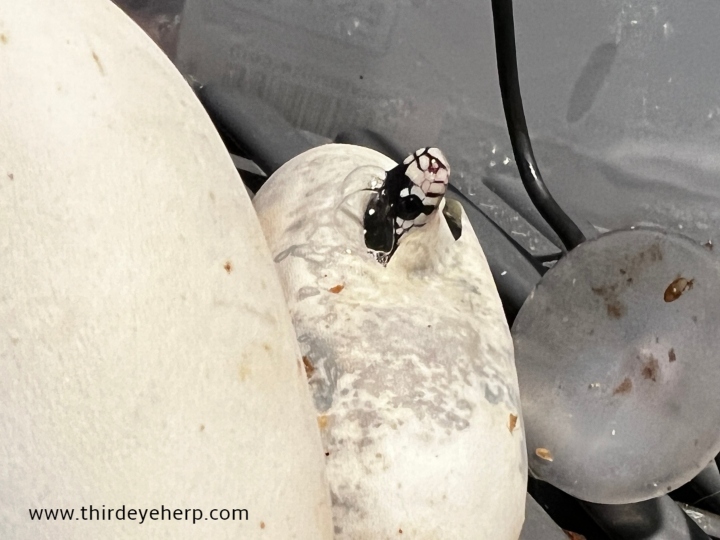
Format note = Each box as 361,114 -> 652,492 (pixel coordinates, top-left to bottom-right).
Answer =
298,334 -> 339,412
297,286 -> 321,300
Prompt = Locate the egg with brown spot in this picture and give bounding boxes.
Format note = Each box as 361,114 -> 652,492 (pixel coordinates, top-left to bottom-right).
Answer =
0,2 -> 334,537
254,145 -> 526,539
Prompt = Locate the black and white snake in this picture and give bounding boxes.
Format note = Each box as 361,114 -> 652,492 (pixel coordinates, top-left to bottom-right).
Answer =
363,147 -> 450,264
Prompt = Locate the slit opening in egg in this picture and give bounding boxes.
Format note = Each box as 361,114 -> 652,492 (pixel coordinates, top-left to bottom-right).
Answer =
443,198 -> 463,241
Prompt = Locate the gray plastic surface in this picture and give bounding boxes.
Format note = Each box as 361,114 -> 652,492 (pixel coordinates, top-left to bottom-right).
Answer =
584,496 -> 711,540
680,504 -> 720,539
520,494 -> 572,540
685,460 -> 720,516
173,0 -> 720,248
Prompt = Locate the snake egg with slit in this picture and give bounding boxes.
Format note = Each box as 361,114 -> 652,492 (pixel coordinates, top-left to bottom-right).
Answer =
254,144 -> 527,539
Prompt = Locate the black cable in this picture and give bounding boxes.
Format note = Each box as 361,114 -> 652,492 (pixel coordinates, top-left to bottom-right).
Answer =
491,0 -> 586,251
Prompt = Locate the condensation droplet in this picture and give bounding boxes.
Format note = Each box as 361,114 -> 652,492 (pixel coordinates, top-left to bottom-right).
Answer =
663,21 -> 673,38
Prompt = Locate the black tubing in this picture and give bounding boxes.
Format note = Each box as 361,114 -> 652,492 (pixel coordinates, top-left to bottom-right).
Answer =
490,0 -> 586,251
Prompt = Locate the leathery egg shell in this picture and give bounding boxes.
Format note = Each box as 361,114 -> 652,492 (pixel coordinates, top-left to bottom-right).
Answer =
254,144 -> 527,539
0,1 -> 333,538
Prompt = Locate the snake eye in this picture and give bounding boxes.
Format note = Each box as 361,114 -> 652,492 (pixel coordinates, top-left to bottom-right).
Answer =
396,193 -> 426,220
360,148 -> 451,266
